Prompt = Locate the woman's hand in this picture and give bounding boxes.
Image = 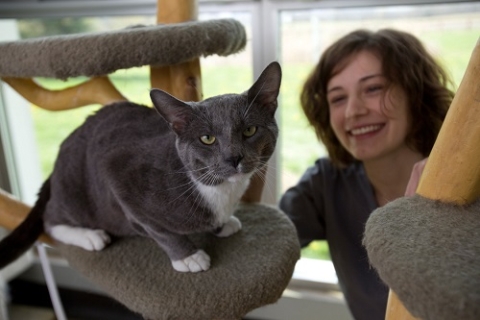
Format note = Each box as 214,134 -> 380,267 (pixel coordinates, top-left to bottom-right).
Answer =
405,158 -> 428,196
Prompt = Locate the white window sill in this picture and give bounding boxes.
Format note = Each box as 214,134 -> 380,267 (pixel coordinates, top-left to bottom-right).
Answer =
290,257 -> 339,291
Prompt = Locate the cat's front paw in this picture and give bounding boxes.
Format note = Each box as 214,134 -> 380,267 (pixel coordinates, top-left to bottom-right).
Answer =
215,216 -> 242,238
49,225 -> 111,251
81,229 -> 111,251
171,250 -> 211,273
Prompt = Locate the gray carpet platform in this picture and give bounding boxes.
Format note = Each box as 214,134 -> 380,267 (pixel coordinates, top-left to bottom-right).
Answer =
59,204 -> 300,320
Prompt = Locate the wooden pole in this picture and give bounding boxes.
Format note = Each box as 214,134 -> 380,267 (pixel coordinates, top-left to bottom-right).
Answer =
385,39 -> 480,320
150,0 -> 202,102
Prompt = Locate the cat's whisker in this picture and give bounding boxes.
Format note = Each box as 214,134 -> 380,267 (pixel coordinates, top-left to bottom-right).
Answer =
181,169 -> 217,225
198,169 -> 217,186
163,176 -> 195,191
165,164 -> 210,176
179,187 -> 205,225
261,169 -> 278,202
166,169 -> 214,204
247,163 -> 280,203
166,181 -> 196,204
183,167 -> 212,198
182,192 -> 202,225
163,164 -> 215,192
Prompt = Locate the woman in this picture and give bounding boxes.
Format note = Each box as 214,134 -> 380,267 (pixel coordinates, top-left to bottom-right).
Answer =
279,29 -> 454,320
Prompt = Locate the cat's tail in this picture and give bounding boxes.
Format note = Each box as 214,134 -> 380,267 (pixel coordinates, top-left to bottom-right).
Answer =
0,178 -> 50,269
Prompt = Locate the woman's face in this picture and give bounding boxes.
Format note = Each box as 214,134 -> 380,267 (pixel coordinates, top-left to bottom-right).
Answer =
327,50 -> 411,163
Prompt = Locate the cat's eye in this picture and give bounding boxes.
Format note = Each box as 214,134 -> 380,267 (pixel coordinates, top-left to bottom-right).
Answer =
243,126 -> 257,137
200,135 -> 216,145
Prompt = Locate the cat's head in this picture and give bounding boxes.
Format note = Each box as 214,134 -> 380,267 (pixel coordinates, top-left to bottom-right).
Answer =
150,61 -> 281,186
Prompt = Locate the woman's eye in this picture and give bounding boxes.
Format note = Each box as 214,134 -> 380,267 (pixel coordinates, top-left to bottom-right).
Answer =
200,135 -> 216,145
366,85 -> 383,94
329,96 -> 346,106
243,126 -> 257,137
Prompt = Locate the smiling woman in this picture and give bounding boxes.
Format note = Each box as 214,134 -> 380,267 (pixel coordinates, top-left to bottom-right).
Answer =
279,28 -> 454,320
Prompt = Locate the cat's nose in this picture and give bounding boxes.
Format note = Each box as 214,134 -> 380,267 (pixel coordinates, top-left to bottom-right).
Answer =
226,155 -> 244,168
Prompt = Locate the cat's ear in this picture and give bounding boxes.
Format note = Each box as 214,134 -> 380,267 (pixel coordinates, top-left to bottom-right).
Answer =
247,61 -> 282,115
150,89 -> 193,134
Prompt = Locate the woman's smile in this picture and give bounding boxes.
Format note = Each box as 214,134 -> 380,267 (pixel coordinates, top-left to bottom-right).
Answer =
348,123 -> 385,137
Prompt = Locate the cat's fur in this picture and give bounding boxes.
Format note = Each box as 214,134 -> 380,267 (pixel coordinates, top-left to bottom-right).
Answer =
0,62 -> 281,273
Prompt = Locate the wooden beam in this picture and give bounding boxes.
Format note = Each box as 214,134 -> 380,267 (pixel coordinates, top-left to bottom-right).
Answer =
2,76 -> 126,111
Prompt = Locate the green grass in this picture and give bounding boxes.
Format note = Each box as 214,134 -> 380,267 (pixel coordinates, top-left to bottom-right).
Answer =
279,64 -> 326,183
301,240 -> 331,260
422,29 -> 479,89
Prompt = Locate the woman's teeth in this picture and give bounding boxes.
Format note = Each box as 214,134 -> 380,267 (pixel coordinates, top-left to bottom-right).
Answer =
350,125 -> 382,136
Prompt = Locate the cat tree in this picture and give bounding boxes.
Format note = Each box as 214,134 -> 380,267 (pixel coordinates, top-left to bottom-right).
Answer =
0,1 -> 300,319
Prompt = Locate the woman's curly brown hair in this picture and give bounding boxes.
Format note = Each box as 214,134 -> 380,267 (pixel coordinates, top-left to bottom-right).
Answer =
301,29 -> 454,167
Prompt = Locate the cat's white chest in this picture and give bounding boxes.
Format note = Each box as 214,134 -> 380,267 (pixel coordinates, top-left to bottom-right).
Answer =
195,174 -> 251,224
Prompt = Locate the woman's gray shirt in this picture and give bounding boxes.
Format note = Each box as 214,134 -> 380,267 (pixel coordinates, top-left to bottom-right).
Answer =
279,158 -> 388,320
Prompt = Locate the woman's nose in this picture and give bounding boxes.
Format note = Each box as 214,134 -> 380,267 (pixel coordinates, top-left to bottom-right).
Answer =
345,95 -> 368,118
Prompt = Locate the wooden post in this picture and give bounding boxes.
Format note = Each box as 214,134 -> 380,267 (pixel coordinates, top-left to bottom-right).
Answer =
150,0 -> 202,102
385,39 -> 480,320
385,292 -> 419,320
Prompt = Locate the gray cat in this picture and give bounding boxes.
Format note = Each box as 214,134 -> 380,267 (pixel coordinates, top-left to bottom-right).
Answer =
0,61 -> 281,273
